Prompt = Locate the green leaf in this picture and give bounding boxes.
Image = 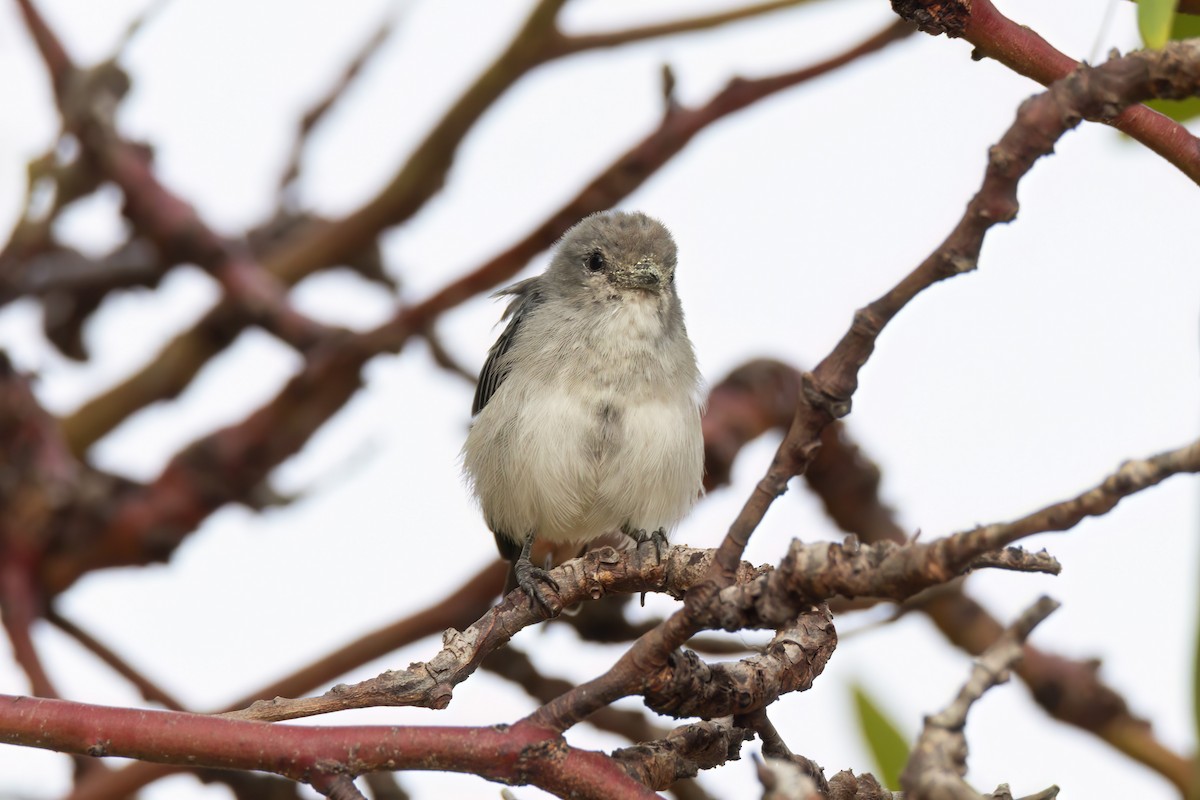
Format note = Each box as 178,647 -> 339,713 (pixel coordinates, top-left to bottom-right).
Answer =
851,683 -> 910,790
1146,96 -> 1200,125
1169,10 -> 1200,39
1139,0 -> 1178,49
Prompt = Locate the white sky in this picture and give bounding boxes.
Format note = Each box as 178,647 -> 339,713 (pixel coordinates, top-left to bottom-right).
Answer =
0,1 -> 1198,798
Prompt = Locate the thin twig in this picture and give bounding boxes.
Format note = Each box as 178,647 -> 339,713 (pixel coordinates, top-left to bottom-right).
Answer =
278,12 -> 397,194
557,0 -> 813,54
900,597 -> 1060,798
45,608 -> 184,710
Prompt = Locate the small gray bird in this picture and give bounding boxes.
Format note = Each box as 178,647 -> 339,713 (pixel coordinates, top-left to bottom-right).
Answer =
463,211 -> 704,612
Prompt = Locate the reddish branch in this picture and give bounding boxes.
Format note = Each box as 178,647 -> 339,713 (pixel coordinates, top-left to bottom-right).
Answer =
891,0 -> 1200,183
0,356 -> 75,696
0,696 -> 659,800
0,558 -> 55,699
702,359 -> 806,491
13,0 -> 337,357
62,560 -> 505,800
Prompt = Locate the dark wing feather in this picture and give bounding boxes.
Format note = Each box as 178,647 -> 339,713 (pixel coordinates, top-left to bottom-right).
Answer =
471,278 -> 543,416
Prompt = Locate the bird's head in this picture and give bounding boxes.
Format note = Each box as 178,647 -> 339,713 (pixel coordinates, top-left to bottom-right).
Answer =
547,211 -> 678,301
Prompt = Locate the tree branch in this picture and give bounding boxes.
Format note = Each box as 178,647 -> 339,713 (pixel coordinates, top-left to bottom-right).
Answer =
900,597 -> 1060,798
556,0 -> 814,54
891,0 -> 1200,183
611,719 -> 753,791
706,37 -> 1200,584
12,0 -> 348,378
0,696 -> 661,800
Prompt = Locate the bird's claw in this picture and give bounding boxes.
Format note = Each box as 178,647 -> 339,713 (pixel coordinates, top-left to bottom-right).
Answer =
624,526 -> 668,563
510,531 -> 561,616
514,558 -> 561,616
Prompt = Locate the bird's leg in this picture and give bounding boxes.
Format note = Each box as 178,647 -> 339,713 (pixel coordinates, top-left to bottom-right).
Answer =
622,524 -> 668,563
512,532 -> 561,616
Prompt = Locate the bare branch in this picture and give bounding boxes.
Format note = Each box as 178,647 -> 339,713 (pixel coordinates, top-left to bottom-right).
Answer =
45,609 -> 185,711
418,326 -> 477,384
0,696 -> 661,800
826,769 -> 893,799
279,13 -> 397,194
221,544 -> 739,723
311,774 -> 367,800
795,372 -> 1194,790
639,607 -> 836,720
705,37 -> 1200,584
523,531 -> 1049,732
900,597 -> 1060,798
702,359 -> 805,492
13,1 -> 336,357
0,557 -> 55,699
612,719 -> 753,791
484,645 -> 671,745
63,559 -> 507,800
737,708 -> 830,795
891,0 -> 1200,183
0,354 -> 76,698
756,756 -> 823,800
957,439 -> 1200,552
228,558 -> 506,710
557,0 -> 815,54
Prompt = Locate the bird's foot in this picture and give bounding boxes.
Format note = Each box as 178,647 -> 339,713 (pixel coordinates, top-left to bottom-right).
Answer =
623,525 -> 668,563
513,533 -> 561,616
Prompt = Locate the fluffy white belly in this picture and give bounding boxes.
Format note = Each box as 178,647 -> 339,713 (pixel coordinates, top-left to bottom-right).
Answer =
465,384 -> 702,545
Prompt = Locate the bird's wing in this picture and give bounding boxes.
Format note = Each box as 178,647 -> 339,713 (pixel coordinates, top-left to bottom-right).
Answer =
471,277 -> 543,416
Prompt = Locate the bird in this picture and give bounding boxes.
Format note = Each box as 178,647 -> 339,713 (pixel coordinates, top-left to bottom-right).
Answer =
462,210 -> 704,613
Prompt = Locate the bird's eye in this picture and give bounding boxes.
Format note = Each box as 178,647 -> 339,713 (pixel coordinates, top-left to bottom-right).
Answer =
586,250 -> 606,272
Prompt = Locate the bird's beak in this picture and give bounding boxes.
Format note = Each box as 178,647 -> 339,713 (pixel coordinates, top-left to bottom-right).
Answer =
616,261 -> 663,292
